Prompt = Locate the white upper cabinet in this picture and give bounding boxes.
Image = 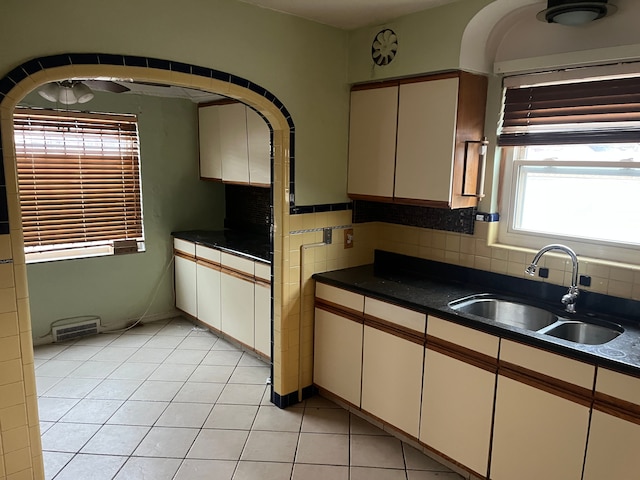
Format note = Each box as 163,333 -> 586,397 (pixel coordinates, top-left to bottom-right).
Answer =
347,86 -> 398,199
198,101 -> 270,187
347,71 -> 488,209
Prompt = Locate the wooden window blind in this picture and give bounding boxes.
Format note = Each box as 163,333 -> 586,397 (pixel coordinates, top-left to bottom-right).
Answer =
498,76 -> 640,146
13,108 -> 144,254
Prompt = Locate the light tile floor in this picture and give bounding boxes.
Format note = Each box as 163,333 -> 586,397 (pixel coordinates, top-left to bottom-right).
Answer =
35,316 -> 464,480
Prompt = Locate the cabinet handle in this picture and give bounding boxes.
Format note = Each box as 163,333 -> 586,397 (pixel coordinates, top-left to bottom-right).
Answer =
462,137 -> 489,198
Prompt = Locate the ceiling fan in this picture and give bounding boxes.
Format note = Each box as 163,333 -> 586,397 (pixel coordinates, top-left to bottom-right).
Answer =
38,79 -> 131,105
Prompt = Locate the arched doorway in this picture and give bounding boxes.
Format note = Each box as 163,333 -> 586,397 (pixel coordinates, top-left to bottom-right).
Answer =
0,53 -> 292,476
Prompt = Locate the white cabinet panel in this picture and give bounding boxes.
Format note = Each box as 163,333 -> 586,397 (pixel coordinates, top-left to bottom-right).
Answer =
175,255 -> 197,318
221,270 -> 255,347
361,326 -> 423,437
313,307 -> 363,406
219,103 -> 250,184
254,281 -> 271,357
247,107 -> 271,186
196,262 -> 221,330
395,78 -> 458,203
347,86 -> 398,199
198,105 -> 223,180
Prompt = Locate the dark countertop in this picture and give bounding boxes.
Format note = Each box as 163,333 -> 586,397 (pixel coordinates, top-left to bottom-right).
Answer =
172,230 -> 271,263
313,251 -> 640,376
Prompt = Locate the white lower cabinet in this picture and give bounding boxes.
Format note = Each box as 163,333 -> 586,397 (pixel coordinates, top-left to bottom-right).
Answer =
583,368 -> 640,480
173,238 -> 270,359
489,340 -> 593,480
420,317 -> 499,478
314,307 -> 363,406
196,261 -> 221,330
254,280 -> 271,357
221,269 -> 255,348
174,255 -> 197,318
361,325 -> 423,437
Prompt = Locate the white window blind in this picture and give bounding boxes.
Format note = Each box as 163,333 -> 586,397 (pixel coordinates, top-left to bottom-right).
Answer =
13,108 -> 144,257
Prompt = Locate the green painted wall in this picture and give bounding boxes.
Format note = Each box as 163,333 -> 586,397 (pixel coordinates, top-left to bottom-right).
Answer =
19,91 -> 225,339
347,0 -> 493,84
0,0 -> 350,206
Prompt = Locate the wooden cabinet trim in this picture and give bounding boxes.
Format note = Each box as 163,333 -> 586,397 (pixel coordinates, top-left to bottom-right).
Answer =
426,335 -> 497,373
421,443 -> 487,480
499,362 -> 593,408
255,278 -> 271,288
196,258 -> 221,270
364,314 -> 425,345
199,98 -> 241,108
221,265 -> 254,283
351,71 -> 461,92
174,249 -> 195,261
347,193 -> 395,203
315,299 -> 364,325
593,392 -> 640,423
392,197 -> 451,209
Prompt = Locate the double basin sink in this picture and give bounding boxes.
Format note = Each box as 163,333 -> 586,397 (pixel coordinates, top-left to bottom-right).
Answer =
449,293 -> 624,345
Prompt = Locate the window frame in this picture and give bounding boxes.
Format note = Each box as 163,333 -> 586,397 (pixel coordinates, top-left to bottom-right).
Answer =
13,108 -> 146,263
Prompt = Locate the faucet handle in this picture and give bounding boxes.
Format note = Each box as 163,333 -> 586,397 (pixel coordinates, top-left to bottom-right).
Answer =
525,264 -> 537,276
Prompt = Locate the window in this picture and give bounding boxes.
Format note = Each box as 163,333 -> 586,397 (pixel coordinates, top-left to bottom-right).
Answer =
497,70 -> 640,264
13,108 -> 145,262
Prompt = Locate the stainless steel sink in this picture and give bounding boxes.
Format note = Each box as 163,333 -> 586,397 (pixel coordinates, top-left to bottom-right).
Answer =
539,321 -> 623,345
449,293 -> 624,345
449,294 -> 558,331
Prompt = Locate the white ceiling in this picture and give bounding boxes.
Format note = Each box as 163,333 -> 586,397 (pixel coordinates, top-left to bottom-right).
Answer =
236,0 -> 463,29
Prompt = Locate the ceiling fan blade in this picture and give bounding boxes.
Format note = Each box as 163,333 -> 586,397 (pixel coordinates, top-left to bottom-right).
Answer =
84,80 -> 131,94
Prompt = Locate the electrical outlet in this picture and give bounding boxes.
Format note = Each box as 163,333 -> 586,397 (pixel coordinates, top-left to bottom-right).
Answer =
344,228 -> 354,249
323,228 -> 332,244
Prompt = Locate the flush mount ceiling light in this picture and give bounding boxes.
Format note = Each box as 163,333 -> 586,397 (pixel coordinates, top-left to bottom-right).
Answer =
537,0 -> 617,26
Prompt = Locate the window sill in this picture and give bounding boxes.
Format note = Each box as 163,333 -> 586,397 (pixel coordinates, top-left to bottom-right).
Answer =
26,243 -> 145,264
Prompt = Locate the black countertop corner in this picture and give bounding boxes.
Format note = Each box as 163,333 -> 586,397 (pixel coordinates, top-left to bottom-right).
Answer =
172,229 -> 271,263
313,250 -> 640,376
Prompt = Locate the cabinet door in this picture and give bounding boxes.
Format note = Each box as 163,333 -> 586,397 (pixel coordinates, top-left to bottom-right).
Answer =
583,410 -> 640,480
361,326 -> 423,437
175,255 -> 197,318
221,270 -> 255,347
347,86 -> 398,199
219,103 -> 250,184
420,348 -> 495,477
254,281 -> 271,358
247,107 -> 271,187
313,307 -> 363,406
395,78 -> 459,203
196,262 -> 221,330
198,105 -> 223,180
490,375 -> 590,480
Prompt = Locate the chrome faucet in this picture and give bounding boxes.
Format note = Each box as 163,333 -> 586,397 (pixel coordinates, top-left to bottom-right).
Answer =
525,244 -> 580,313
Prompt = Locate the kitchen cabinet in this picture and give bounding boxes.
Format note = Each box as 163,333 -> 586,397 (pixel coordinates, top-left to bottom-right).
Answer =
195,245 -> 221,331
583,368 -> 640,480
198,101 -> 270,187
490,340 -> 594,480
253,261 -> 271,357
420,316 -> 499,478
173,238 -> 270,359
347,71 -> 488,209
313,283 -> 364,406
220,252 -> 255,348
361,297 -> 425,438
174,239 -> 197,318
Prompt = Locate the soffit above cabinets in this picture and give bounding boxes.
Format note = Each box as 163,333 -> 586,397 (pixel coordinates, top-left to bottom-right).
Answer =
236,0 -> 463,30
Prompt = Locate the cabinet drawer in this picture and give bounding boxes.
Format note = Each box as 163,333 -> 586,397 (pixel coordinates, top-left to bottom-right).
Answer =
365,297 -> 425,335
195,244 -> 221,264
174,238 -> 195,256
221,251 -> 254,276
315,283 -> 364,313
596,368 -> 640,406
427,316 -> 498,358
500,339 -> 594,390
